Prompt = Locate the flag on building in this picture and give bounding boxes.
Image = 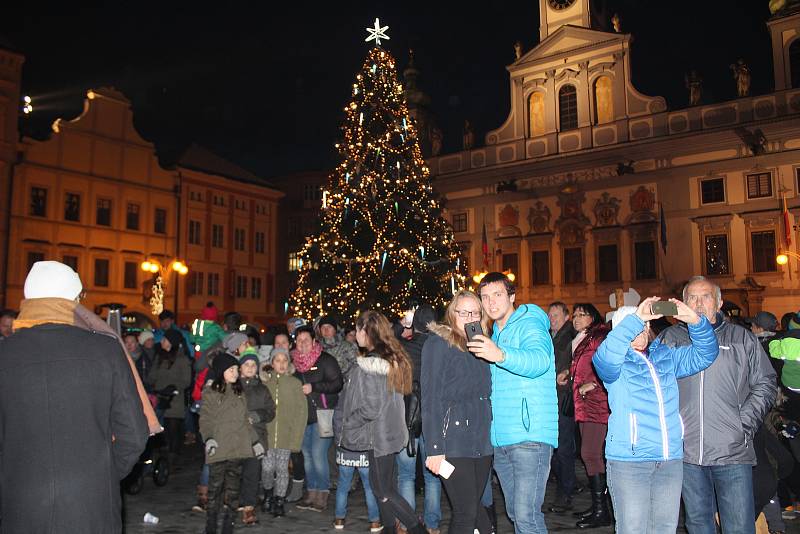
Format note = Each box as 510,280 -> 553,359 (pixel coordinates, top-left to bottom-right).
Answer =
783,192 -> 792,247
482,222 -> 490,267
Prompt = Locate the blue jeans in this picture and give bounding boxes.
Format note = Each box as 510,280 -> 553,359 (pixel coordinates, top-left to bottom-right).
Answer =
396,435 -> 442,528
481,471 -> 493,507
493,441 -> 552,534
302,424 -> 332,491
335,465 -> 380,522
607,459 -> 682,534
682,462 -> 755,534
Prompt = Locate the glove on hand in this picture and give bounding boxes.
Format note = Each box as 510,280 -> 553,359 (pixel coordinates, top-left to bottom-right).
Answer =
205,438 -> 219,457
252,442 -> 265,458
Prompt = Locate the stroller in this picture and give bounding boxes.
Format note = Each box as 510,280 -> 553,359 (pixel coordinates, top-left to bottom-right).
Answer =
123,432 -> 170,494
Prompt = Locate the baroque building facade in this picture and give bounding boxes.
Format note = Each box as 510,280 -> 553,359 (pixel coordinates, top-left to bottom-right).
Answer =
1,85 -> 283,327
430,0 -> 800,317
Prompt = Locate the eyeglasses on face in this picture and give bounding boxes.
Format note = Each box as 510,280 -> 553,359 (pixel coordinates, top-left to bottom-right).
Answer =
454,309 -> 481,318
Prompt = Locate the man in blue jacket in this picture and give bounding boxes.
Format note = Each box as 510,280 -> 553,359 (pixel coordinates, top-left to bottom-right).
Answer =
469,272 -> 558,534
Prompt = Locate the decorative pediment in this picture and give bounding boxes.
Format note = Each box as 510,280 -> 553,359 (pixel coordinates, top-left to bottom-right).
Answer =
625,186 -> 657,224
512,25 -> 624,68
593,192 -> 621,227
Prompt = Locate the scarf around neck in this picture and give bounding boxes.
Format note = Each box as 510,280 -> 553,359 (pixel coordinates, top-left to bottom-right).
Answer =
291,342 -> 323,373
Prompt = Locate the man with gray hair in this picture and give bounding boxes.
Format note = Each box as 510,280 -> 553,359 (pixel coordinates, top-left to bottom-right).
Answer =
659,275 -> 777,534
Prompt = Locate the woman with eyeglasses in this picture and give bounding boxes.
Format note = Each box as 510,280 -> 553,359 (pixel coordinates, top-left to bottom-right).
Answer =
564,303 -> 611,529
422,290 -> 493,533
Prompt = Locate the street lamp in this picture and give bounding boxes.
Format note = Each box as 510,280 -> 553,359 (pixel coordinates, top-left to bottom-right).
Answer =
776,250 -> 800,266
141,258 -> 189,315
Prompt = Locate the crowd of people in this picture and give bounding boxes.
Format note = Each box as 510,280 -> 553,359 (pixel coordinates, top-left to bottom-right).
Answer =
3,261 -> 800,534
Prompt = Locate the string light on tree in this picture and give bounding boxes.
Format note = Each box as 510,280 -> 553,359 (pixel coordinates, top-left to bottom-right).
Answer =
288,20 -> 467,323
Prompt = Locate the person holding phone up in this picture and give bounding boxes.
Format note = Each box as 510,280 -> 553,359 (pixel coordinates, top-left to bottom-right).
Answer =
591,296 -> 718,534
422,290 -> 494,534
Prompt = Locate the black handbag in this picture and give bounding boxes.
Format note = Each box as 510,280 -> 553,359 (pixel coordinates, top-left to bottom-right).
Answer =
558,380 -> 575,417
404,381 -> 422,456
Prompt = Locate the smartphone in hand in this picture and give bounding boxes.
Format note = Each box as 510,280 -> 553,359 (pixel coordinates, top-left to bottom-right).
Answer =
651,300 -> 678,316
439,458 -> 456,479
464,321 -> 484,343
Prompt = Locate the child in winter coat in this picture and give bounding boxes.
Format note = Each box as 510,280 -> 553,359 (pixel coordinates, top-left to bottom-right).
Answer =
199,353 -> 261,534
261,346 -> 307,517
238,347 -> 275,525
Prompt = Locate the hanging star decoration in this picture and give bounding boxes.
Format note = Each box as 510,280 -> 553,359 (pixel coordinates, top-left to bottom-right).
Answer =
365,17 -> 390,47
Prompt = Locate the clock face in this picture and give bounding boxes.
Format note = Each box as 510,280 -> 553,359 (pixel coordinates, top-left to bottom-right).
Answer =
548,0 -> 576,10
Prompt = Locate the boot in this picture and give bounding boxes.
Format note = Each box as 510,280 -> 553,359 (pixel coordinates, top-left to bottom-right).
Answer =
193,484 -> 209,513
296,489 -> 318,510
273,496 -> 286,517
406,524 -> 428,534
204,509 -> 218,534
575,474 -> 612,529
548,493 -> 573,513
286,478 -> 304,503
572,477 -> 596,519
310,490 -> 329,512
485,503 -> 498,533
221,506 -> 235,534
260,488 -> 274,514
241,505 -> 258,525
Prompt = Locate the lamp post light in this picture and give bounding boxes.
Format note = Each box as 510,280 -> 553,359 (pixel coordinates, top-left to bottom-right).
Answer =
141,258 -> 188,315
776,250 -> 800,266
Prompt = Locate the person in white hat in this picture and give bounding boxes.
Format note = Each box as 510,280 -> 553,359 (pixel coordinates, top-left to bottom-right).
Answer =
591,296 -> 718,534
0,261 -> 149,533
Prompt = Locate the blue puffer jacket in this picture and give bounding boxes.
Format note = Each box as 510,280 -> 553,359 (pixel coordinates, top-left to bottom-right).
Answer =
593,314 -> 718,462
490,304 -> 558,448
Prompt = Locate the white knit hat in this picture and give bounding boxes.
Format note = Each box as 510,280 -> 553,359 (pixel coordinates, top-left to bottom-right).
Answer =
138,330 -> 155,345
24,261 -> 83,300
611,306 -> 638,329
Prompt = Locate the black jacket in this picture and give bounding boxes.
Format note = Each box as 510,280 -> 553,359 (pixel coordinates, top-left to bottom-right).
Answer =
401,332 -> 427,384
0,324 -> 148,534
552,321 -> 576,416
421,327 -> 493,458
295,351 -> 343,424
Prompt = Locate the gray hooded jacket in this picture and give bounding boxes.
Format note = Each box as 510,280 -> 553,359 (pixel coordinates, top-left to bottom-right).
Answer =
335,355 -> 408,457
658,314 -> 777,466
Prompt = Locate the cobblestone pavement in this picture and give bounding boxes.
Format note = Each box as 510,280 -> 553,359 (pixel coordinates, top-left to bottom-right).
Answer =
122,446 -> 799,533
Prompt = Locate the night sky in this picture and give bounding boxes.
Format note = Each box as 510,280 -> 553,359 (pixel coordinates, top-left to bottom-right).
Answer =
1,1 -> 774,180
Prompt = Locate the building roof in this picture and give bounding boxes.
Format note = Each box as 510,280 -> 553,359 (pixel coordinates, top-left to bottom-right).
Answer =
176,144 -> 277,189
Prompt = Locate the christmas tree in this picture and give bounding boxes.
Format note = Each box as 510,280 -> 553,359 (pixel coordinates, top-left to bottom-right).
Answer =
289,21 -> 467,323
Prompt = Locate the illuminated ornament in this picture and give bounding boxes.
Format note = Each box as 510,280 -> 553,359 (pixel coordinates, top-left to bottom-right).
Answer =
365,18 -> 390,47
451,276 -> 456,295
381,251 -> 388,272
149,275 -> 164,315
394,201 -> 399,213
419,246 -> 425,259
359,112 -> 363,125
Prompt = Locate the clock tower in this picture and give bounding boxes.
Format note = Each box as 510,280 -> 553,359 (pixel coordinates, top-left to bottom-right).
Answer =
539,0 -> 592,41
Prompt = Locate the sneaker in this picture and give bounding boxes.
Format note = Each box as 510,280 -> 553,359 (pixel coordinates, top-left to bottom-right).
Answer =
334,518 -> 346,530
369,522 -> 383,533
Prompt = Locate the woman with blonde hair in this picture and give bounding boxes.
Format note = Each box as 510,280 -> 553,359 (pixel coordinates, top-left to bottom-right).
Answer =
336,310 -> 425,534
422,290 -> 493,534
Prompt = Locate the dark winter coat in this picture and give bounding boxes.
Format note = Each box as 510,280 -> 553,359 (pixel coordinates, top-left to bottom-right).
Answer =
571,324 -> 610,424
421,326 -> 493,459
295,351 -> 343,424
199,386 -> 258,464
241,376 -> 276,447
148,349 -> 192,419
335,355 -> 408,457
659,313 -> 777,465
0,324 -> 149,534
552,321 -> 576,416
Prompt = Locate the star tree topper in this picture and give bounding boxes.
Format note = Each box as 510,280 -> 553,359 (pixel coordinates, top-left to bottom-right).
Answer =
365,17 -> 390,46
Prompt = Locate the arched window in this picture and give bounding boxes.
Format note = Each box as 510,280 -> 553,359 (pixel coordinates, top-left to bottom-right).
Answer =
791,39 -> 800,89
558,85 -> 578,131
594,76 -> 614,124
528,92 -> 545,137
